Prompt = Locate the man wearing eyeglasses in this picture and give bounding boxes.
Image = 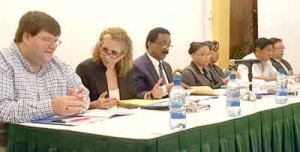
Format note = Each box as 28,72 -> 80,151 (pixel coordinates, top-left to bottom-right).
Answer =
133,27 -> 174,99
269,37 -> 293,75
0,11 -> 89,151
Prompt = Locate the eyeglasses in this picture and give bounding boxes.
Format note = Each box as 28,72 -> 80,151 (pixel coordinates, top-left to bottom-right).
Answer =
100,47 -> 122,59
274,46 -> 285,50
154,41 -> 173,49
265,48 -> 273,52
36,35 -> 62,47
195,52 -> 211,57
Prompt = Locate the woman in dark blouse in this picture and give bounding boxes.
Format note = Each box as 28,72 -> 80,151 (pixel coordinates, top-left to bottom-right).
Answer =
206,41 -> 229,85
181,42 -> 223,89
76,27 -> 137,109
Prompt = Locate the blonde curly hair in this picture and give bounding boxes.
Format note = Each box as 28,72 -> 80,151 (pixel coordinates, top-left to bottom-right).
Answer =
92,27 -> 133,77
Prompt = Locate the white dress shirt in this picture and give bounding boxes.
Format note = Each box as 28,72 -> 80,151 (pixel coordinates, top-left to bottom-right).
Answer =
237,52 -> 278,82
109,89 -> 120,100
146,53 -> 169,95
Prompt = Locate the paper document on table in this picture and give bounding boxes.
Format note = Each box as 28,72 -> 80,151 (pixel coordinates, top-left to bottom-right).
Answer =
190,86 -> 219,96
32,116 -> 102,126
139,98 -> 169,110
79,109 -> 134,118
119,99 -> 165,107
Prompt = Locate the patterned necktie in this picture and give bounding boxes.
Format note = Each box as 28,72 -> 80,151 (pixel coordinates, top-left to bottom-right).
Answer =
159,62 -> 167,85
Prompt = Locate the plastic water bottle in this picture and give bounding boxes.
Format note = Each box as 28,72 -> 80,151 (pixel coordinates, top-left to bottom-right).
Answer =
169,73 -> 186,129
275,69 -> 288,104
226,73 -> 241,117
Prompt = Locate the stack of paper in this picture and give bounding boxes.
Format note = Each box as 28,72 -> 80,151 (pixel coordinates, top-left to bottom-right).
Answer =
189,86 -> 219,96
119,99 -> 166,107
80,109 -> 134,118
32,109 -> 134,126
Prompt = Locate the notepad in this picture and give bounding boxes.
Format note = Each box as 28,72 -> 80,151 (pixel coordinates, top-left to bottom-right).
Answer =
119,99 -> 171,110
189,86 -> 219,96
119,99 -> 166,107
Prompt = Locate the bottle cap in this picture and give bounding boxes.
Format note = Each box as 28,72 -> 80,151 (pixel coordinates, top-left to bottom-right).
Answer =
173,77 -> 181,86
229,73 -> 236,80
279,68 -> 285,75
173,72 -> 181,86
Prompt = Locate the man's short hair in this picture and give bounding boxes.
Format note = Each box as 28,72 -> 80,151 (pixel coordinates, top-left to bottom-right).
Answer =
15,11 -> 61,42
145,27 -> 170,49
253,37 -> 272,52
269,37 -> 282,46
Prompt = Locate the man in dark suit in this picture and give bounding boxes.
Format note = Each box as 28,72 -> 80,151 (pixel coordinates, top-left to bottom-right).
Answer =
269,38 -> 293,75
133,27 -> 173,99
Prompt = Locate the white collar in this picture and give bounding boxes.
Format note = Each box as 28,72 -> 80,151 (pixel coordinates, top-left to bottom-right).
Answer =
146,52 -> 162,67
274,58 -> 281,62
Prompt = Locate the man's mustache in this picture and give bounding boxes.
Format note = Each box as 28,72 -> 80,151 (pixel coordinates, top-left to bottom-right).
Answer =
162,50 -> 169,54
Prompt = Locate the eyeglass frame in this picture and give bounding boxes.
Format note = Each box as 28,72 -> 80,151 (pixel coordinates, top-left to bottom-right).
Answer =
36,35 -> 62,47
99,47 -> 123,59
153,41 -> 173,49
194,52 -> 211,57
273,46 -> 286,50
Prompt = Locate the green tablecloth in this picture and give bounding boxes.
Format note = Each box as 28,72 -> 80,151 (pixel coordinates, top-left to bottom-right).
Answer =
7,103 -> 300,152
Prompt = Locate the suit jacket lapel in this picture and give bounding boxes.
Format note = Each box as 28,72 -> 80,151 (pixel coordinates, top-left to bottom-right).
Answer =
271,58 -> 292,74
203,68 -> 214,85
94,65 -> 108,96
162,62 -> 172,83
281,59 -> 292,71
191,62 -> 213,86
213,64 -> 225,78
271,58 -> 282,71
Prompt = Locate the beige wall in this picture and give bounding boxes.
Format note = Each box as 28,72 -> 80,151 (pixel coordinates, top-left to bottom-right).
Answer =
212,0 -> 230,69
258,0 -> 300,72
0,0 -> 211,70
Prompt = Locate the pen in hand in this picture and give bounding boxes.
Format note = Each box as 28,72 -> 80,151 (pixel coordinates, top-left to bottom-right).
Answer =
68,117 -> 90,123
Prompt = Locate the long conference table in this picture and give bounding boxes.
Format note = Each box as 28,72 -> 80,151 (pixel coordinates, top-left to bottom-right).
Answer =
7,95 -> 300,152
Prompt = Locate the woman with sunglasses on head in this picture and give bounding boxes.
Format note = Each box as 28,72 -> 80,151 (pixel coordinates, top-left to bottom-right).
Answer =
76,27 -> 137,109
